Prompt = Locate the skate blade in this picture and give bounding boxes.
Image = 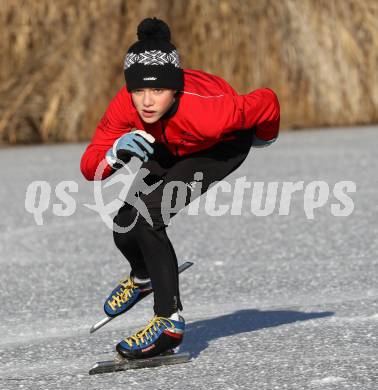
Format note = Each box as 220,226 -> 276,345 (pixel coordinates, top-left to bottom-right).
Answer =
90,316 -> 114,334
89,351 -> 191,375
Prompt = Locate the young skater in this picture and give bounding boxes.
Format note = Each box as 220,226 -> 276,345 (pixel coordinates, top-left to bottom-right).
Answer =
81,17 -> 280,360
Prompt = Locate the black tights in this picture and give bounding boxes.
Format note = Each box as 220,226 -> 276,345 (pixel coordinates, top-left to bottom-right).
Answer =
113,130 -> 253,317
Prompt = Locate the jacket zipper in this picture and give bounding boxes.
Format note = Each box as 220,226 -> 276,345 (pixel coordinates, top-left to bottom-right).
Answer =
161,121 -> 169,144
161,121 -> 178,156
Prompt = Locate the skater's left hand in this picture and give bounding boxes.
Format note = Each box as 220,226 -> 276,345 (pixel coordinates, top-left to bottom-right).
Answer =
106,129 -> 155,168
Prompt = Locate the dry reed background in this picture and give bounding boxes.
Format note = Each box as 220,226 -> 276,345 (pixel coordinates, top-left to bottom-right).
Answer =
0,0 -> 377,144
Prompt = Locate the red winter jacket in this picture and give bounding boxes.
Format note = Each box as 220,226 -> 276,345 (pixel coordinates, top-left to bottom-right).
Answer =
80,68 -> 280,181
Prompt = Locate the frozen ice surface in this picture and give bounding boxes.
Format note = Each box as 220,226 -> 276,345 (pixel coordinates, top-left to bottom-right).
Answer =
0,127 -> 377,389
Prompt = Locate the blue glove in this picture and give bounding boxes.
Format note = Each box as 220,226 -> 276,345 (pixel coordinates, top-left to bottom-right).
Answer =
106,130 -> 155,168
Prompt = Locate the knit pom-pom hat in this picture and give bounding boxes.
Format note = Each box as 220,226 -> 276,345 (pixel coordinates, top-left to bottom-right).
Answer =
124,17 -> 184,92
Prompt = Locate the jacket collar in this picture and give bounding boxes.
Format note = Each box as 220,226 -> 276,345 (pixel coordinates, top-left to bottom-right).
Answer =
161,92 -> 181,120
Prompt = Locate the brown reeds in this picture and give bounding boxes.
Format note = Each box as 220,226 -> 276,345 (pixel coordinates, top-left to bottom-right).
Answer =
0,0 -> 377,144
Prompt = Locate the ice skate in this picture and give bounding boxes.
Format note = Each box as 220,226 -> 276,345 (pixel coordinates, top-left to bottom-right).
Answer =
116,312 -> 185,360
103,274 -> 151,318
89,313 -> 189,375
90,262 -> 193,334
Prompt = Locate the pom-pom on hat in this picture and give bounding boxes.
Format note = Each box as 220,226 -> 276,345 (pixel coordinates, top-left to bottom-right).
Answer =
124,17 -> 184,92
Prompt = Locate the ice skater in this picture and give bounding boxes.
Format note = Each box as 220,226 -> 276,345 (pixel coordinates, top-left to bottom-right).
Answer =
81,17 -> 280,361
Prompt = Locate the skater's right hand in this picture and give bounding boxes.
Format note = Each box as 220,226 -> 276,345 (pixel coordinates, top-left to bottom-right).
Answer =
106,130 -> 155,168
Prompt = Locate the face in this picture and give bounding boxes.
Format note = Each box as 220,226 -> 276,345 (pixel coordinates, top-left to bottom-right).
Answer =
131,88 -> 176,123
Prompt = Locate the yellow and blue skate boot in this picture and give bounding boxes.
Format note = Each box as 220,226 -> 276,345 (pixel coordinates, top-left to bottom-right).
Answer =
116,313 -> 185,360
104,275 -> 151,318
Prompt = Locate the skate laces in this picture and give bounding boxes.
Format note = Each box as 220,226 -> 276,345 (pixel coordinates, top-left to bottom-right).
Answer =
124,316 -> 174,347
108,277 -> 137,310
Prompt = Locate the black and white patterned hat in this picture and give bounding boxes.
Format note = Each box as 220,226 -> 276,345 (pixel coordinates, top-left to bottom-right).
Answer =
124,17 -> 184,92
